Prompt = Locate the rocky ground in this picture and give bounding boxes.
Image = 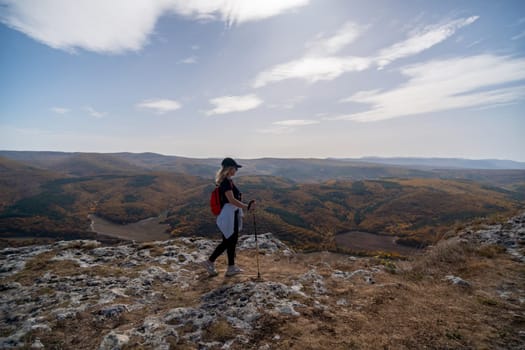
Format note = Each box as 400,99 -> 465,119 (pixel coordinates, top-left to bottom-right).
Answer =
0,214 -> 524,349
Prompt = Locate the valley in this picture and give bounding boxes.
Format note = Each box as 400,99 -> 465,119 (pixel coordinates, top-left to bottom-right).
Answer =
1,151 -> 524,254
335,231 -> 419,255
88,214 -> 171,242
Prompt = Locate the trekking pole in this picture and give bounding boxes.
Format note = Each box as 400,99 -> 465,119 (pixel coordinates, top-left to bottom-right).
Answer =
249,201 -> 261,280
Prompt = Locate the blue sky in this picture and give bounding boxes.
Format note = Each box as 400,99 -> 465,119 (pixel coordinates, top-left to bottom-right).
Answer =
1,0 -> 524,161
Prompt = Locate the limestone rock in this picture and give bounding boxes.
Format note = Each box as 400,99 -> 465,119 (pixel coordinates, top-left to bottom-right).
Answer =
99,331 -> 130,350
462,212 -> 525,262
444,275 -> 471,288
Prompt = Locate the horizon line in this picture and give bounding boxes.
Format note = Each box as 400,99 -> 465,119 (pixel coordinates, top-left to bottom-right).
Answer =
1,149 -> 524,164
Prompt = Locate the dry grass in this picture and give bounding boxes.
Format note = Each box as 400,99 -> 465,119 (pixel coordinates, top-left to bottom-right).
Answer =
5,237 -> 524,350
405,238 -> 471,280
228,241 -> 524,350
9,251 -> 77,285
138,242 -> 165,256
476,244 -> 507,258
202,319 -> 237,343
28,283 -> 196,350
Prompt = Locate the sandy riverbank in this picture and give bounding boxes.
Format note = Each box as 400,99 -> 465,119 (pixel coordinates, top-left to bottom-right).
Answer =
88,214 -> 172,242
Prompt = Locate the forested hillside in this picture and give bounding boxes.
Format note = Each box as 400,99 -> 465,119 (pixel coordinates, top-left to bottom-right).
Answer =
1,154 -> 523,252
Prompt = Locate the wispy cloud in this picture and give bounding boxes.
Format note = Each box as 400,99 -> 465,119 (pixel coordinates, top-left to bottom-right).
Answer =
257,119 -> 319,134
206,94 -> 263,115
376,16 -> 479,69
306,21 -> 364,55
269,96 -> 306,109
0,0 -> 309,54
50,107 -> 70,115
85,106 -> 107,119
254,21 -> 367,88
0,0 -> 167,54
254,16 -> 477,88
178,56 -> 197,64
466,38 -> 483,48
172,0 -> 310,26
253,56 -> 370,88
256,126 -> 294,135
333,55 -> 525,122
137,99 -> 181,114
511,17 -> 525,26
512,30 -> 525,40
273,119 -> 319,126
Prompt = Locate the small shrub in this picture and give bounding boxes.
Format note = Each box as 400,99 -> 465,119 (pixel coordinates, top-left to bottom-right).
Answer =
445,329 -> 463,341
381,259 -> 397,274
138,242 -> 156,250
202,319 -> 236,343
476,244 -> 506,258
407,238 -> 471,279
476,295 -> 499,307
127,175 -> 156,187
123,194 -> 140,203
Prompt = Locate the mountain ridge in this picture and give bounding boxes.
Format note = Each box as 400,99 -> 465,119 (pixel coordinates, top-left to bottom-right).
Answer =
344,156 -> 525,170
2,151 -> 525,185
2,150 -> 524,171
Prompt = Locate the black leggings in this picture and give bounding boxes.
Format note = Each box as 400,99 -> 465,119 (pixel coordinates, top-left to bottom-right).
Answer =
209,210 -> 239,266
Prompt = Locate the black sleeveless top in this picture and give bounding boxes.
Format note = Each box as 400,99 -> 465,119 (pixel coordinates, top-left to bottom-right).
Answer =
219,178 -> 241,207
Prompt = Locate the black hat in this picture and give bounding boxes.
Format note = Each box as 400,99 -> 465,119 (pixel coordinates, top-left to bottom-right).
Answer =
221,157 -> 242,169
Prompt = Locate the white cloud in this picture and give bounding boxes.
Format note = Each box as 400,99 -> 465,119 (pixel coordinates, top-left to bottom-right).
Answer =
334,55 -> 525,122
269,96 -> 306,109
257,119 -> 319,134
273,119 -> 319,126
171,0 -> 309,26
254,21 -> 367,88
306,21 -> 363,55
253,16 -> 476,88
50,107 -> 70,115
85,106 -> 107,118
376,16 -> 479,69
282,96 -> 306,109
0,0 -> 168,54
256,126 -> 294,135
206,94 -> 263,115
137,99 -> 181,114
512,30 -> 525,40
253,56 -> 370,88
466,38 -> 483,48
0,0 -> 309,54
177,56 -> 197,64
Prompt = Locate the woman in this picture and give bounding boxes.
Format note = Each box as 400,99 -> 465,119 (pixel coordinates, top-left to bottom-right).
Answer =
202,157 -> 255,277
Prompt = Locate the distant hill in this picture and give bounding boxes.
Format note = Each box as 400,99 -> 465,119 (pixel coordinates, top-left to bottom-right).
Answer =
3,151 -> 525,184
0,156 -> 59,209
113,152 -> 218,177
0,151 -> 147,176
346,157 -> 525,170
1,151 -> 524,250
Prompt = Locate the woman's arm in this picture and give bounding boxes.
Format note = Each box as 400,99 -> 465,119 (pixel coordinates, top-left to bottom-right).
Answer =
225,190 -> 249,210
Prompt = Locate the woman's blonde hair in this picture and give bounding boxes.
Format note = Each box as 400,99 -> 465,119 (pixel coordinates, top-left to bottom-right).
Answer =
215,166 -> 235,185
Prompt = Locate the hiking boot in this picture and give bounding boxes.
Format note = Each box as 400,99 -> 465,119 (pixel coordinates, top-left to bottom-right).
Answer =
225,265 -> 243,277
201,260 -> 218,277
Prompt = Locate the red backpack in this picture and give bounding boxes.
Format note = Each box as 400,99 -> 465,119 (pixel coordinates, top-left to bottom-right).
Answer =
210,180 -> 234,215
210,186 -> 221,216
